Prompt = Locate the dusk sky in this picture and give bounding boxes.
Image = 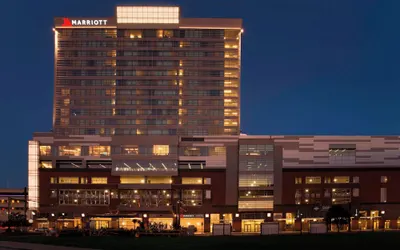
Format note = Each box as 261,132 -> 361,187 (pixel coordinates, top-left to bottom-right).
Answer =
2,0 -> 400,187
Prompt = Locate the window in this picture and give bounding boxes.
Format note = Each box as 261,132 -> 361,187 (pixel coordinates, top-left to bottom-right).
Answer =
91,177 -> 108,184
239,145 -> 273,156
50,190 -> 57,198
239,159 -> 273,172
324,177 -> 331,184
305,177 -> 321,184
332,188 -> 351,204
381,176 -> 388,183
59,177 -> 79,184
50,177 -> 58,184
329,147 -> 356,165
182,190 -> 202,206
39,146 -> 52,156
295,189 -> 302,204
80,177 -> 88,184
89,146 -> 110,156
353,188 -> 359,197
204,178 -> 211,185
122,146 -> 139,155
120,176 -> 145,184
40,161 -> 53,169
239,174 -> 273,187
381,188 -> 387,203
333,176 -> 350,184
120,190 -> 170,208
353,176 -> 359,183
59,189 -> 110,206
59,146 -> 81,156
324,189 -> 331,198
147,176 -> 171,184
209,146 -> 226,156
239,190 -> 273,199
205,190 -> 212,199
153,145 -> 169,156
295,177 -> 302,184
182,177 -> 203,185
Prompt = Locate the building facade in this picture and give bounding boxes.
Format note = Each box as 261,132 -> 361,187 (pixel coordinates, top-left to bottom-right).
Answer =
28,5 -> 400,233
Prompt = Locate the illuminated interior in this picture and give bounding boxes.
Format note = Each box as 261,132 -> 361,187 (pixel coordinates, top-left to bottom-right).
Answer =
180,218 -> 204,232
120,176 -> 145,184
59,146 -> 81,156
153,145 -> 169,156
28,141 -> 39,210
89,146 -> 110,156
182,177 -> 203,185
91,177 -> 108,184
58,177 -> 79,184
39,146 -> 51,156
116,6 -> 180,24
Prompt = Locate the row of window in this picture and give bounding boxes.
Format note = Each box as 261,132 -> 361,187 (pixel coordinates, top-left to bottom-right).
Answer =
53,127 -> 236,136
295,176 -> 389,184
58,29 -> 238,39
57,79 -> 234,87
58,69 -> 237,77
49,176 -> 210,185
58,40 -> 238,49
58,50 -> 238,58
55,188 -> 212,207
58,59 -> 237,68
40,145 -> 171,157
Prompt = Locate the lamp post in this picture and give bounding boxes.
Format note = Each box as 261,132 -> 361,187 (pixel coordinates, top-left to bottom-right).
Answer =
381,210 -> 385,232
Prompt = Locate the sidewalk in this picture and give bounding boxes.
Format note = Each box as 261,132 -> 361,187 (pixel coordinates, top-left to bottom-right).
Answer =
0,241 -> 99,250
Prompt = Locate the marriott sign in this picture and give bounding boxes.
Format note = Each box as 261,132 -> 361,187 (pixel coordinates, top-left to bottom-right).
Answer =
61,18 -> 109,26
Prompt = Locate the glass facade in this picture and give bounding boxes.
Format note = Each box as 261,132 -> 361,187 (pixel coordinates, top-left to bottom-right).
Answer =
54,24 -> 241,136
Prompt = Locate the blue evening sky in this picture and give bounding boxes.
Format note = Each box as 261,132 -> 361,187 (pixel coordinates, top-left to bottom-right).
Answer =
1,0 -> 399,187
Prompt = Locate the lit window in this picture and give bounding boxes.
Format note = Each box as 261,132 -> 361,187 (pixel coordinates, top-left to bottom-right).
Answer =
209,146 -> 226,156
333,176 -> 350,184
381,187 -> 387,203
120,176 -> 145,184
153,145 -> 169,156
122,146 -> 139,155
147,176 -> 171,184
295,177 -> 302,184
353,188 -> 359,197
205,190 -> 211,199
92,177 -> 108,184
59,146 -> 81,156
324,177 -> 331,184
204,178 -> 212,185
50,177 -> 58,184
182,178 -> 203,185
59,177 -> 79,184
353,176 -> 359,183
80,177 -> 88,184
89,146 -> 110,156
305,177 -> 321,184
40,161 -> 53,169
39,146 -> 52,156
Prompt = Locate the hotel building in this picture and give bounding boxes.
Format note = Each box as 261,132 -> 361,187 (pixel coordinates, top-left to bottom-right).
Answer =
28,5 -> 400,232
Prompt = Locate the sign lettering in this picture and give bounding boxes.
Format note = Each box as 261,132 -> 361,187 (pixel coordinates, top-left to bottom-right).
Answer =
62,18 -> 108,27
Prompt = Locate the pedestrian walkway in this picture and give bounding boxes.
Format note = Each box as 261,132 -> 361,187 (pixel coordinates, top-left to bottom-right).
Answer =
0,241 -> 99,250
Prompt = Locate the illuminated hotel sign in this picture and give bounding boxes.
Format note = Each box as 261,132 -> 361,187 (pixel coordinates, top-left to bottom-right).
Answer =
61,18 -> 109,26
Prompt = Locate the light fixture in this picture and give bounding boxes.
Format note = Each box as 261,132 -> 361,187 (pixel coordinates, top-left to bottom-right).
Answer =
313,219 -> 317,222
143,214 -> 148,218
81,213 -> 85,218
51,213 -> 55,217
235,213 -> 240,218
205,214 -> 210,218
61,213 -> 65,216
134,190 -> 138,193
381,211 -> 386,215
105,190 -> 109,193
305,189 -> 309,193
77,190 -> 80,193
267,213 -> 272,218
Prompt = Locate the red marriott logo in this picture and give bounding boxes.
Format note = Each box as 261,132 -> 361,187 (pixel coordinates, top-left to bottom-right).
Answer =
61,18 -> 108,26
62,18 -> 72,26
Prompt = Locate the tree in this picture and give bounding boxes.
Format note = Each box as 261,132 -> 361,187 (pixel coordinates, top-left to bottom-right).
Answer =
325,205 -> 351,232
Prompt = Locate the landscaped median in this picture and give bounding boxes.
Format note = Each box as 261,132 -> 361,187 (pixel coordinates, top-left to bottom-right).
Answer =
0,232 -> 399,250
